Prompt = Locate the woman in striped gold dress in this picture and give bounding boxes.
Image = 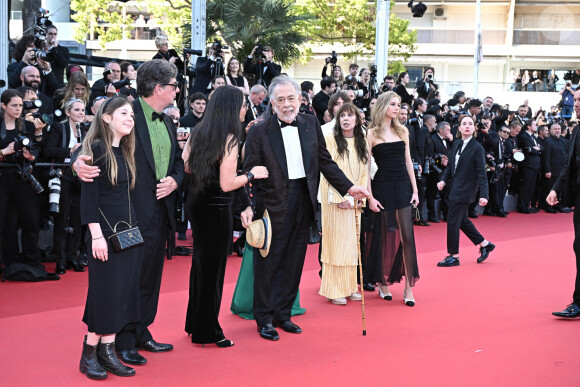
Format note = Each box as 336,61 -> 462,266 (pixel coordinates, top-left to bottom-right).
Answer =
319,103 -> 369,305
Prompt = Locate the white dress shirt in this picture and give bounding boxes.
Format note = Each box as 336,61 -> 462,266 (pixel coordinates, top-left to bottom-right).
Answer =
455,137 -> 472,172
280,124 -> 306,179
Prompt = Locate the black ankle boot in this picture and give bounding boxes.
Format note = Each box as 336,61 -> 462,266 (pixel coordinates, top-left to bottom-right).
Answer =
97,342 -> 136,377
79,337 -> 107,380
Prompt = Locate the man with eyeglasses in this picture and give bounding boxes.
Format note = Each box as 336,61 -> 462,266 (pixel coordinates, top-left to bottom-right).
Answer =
74,59 -> 184,364
89,61 -> 122,107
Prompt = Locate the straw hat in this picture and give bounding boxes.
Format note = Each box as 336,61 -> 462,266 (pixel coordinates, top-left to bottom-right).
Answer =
246,210 -> 272,258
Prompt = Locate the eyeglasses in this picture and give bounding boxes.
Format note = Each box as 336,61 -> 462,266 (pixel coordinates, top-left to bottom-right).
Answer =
501,130 -> 510,134
160,82 -> 179,90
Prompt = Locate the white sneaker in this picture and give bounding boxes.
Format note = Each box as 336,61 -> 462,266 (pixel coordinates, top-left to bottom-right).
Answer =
331,297 -> 347,305
349,293 -> 362,301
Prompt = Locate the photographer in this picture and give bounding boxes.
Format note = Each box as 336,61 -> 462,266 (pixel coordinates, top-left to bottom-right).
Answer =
0,90 -> 47,274
559,82 -> 575,121
416,67 -> 438,100
322,52 -> 343,89
244,44 -> 281,89
415,114 -> 437,226
89,62 -> 123,108
426,121 -> 452,222
299,91 -> 316,117
191,42 -> 226,95
488,125 -> 512,217
118,62 -> 139,102
312,76 -> 337,125
357,68 -> 372,109
43,98 -> 89,274
42,25 -> 70,87
517,120 -> 543,214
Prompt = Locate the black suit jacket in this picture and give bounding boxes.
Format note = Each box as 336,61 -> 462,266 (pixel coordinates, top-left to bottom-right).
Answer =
131,99 -> 184,231
428,132 -> 451,171
553,128 -> 579,206
519,131 -> 542,170
311,91 -> 330,125
191,56 -> 225,94
43,121 -> 89,162
243,57 -> 281,88
441,138 -> 489,204
542,136 -> 568,178
243,114 -> 353,230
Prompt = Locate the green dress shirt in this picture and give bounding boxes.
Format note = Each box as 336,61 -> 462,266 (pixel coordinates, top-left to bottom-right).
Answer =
139,98 -> 171,180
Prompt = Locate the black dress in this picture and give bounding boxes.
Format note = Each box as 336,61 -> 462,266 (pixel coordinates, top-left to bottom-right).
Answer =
81,144 -> 141,334
185,173 -> 233,344
365,141 -> 419,286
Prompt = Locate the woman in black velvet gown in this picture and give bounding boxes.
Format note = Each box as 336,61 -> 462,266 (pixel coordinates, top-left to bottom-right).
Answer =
182,86 -> 268,347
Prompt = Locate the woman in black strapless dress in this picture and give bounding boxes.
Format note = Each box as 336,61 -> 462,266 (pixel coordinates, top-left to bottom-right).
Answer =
182,86 -> 268,348
365,91 -> 420,306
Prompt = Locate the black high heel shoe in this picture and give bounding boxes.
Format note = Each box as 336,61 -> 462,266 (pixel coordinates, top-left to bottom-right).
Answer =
215,339 -> 234,348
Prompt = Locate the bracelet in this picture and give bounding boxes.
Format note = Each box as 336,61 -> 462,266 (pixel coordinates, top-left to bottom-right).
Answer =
245,171 -> 254,183
92,236 -> 104,241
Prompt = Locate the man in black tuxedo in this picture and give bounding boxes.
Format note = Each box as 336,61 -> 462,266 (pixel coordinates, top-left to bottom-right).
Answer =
415,114 -> 437,226
426,121 -> 452,222
517,121 -> 543,213
191,46 -> 225,95
547,87 -> 580,319
74,59 -> 184,363
437,117 -> 494,267
542,123 -> 570,213
488,125 -> 511,217
244,45 -> 281,89
243,85 -> 268,126
241,75 -> 369,341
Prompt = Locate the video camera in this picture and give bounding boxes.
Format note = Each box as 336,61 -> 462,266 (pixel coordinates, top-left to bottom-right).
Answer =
211,39 -> 228,56
32,8 -> 56,62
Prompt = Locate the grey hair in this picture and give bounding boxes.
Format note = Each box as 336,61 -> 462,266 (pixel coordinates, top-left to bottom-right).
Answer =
250,84 -> 267,96
104,61 -> 119,70
163,105 -> 179,115
436,121 -> 450,133
268,75 -> 300,102
136,59 -> 178,98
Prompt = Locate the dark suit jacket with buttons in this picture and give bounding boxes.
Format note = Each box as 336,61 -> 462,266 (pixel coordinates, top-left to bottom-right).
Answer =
440,138 -> 489,204
243,114 -> 353,230
131,98 -> 184,231
519,131 -> 543,170
542,136 -> 568,179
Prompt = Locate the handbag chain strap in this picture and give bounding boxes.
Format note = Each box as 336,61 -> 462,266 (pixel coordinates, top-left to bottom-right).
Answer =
98,157 -> 133,233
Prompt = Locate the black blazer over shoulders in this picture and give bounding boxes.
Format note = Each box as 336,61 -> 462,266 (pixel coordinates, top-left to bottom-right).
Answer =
243,114 -> 353,230
131,99 -> 184,231
441,138 -> 489,204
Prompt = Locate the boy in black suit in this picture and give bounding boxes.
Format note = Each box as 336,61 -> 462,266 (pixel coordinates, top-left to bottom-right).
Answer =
436,115 -> 495,267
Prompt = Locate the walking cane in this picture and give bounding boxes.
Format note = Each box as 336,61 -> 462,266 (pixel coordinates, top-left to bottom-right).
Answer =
355,207 -> 367,336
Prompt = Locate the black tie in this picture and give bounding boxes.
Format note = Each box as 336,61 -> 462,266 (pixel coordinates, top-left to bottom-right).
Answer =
280,119 -> 298,128
152,112 -> 165,121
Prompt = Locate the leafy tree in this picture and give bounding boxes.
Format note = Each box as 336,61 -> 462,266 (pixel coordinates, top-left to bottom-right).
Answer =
70,0 -> 134,46
296,0 -> 417,74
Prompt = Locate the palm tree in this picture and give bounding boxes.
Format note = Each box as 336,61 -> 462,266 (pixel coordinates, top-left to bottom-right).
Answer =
207,0 -> 311,67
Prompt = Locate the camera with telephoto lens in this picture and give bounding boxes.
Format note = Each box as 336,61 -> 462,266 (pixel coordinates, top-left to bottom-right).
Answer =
413,162 -> 421,180
30,112 -> 53,125
426,73 -> 434,81
425,154 -> 443,175
211,39 -> 228,56
103,69 -> 132,90
17,164 -> 44,194
33,8 -> 56,62
329,51 -> 338,65
48,168 -> 62,214
13,135 -> 34,155
23,99 -> 42,110
184,48 -> 203,56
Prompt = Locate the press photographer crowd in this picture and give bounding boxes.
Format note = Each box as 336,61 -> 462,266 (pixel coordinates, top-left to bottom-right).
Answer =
3,9 -> 580,378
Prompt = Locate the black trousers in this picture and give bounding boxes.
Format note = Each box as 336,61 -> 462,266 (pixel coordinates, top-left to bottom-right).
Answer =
447,201 -> 485,255
572,192 -> 580,305
253,179 -> 313,326
518,167 -> 538,210
416,174 -> 427,220
52,177 -> 82,263
0,179 -> 41,267
116,201 -> 168,350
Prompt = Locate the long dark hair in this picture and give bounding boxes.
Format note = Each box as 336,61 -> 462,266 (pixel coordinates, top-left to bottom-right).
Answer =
188,86 -> 243,193
333,103 -> 368,164
0,89 -> 24,132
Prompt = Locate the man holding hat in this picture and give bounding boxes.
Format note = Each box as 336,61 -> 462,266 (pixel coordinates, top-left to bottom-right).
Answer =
241,75 -> 369,341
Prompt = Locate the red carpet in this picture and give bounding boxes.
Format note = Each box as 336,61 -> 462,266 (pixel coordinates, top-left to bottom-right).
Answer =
1,212 -> 578,386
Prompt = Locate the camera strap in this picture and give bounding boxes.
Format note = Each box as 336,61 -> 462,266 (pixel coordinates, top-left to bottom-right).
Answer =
0,120 -> 6,140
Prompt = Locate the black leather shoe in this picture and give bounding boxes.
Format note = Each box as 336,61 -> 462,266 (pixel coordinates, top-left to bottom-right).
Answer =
427,217 -> 440,223
55,262 -> 66,275
497,211 -> 507,218
257,323 -> 279,341
530,207 -> 540,213
545,207 -> 558,214
273,320 -> 302,334
417,219 -> 431,226
518,208 -> 532,214
363,282 -> 375,291
67,259 -> 86,272
116,349 -> 147,365
79,253 -> 89,267
560,207 -> 573,213
552,303 -> 580,318
137,339 -> 173,353
437,255 -> 460,267
233,244 -> 244,257
477,242 -> 495,263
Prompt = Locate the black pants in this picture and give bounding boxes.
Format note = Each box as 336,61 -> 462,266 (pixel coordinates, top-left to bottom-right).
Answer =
518,167 -> 538,210
0,179 -> 41,267
416,174 -> 427,220
116,201 -> 168,350
253,179 -> 313,326
426,172 -> 441,220
572,193 -> 580,305
447,201 -> 485,255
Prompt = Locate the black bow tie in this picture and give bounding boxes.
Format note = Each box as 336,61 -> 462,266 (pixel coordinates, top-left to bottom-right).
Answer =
280,119 -> 298,128
152,112 -> 165,122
